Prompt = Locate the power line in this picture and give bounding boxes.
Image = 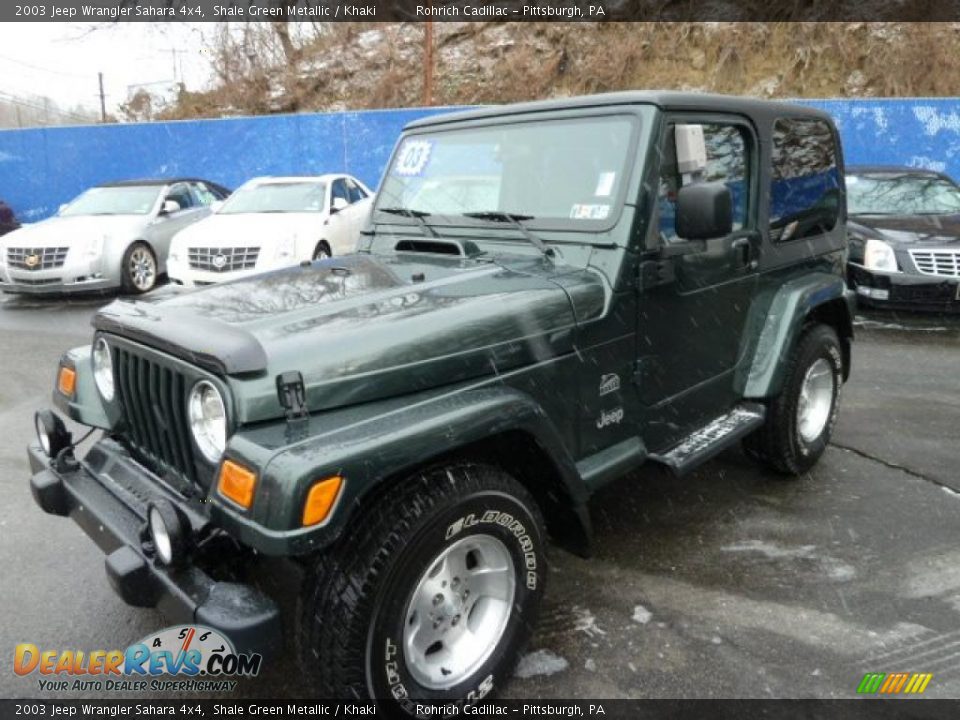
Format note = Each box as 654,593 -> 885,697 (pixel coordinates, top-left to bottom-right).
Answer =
0,52 -> 90,80
0,90 -> 95,124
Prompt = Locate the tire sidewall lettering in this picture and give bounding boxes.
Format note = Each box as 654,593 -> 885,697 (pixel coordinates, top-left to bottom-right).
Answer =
370,490 -> 544,708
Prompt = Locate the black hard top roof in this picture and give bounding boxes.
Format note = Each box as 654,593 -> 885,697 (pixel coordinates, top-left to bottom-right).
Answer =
405,91 -> 834,130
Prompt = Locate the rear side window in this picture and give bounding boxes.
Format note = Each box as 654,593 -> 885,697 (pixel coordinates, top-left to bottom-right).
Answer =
769,118 -> 841,242
657,123 -> 750,243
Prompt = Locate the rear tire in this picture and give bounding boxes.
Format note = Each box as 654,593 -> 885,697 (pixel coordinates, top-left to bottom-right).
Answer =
120,242 -> 157,294
743,324 -> 843,475
296,463 -> 546,710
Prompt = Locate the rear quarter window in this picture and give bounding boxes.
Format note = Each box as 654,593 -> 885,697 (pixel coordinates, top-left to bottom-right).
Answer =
769,118 -> 842,242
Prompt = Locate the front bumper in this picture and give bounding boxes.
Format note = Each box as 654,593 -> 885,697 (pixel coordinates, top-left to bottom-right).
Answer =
168,262 -> 269,288
848,264 -> 960,312
28,439 -> 282,657
0,267 -> 117,294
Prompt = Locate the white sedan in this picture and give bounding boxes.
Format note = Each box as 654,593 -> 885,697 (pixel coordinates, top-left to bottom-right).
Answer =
167,174 -> 372,288
0,178 -> 228,295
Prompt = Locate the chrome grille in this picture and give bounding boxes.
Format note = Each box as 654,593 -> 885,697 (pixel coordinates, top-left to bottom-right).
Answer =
188,247 -> 260,272
7,246 -> 69,270
910,249 -> 960,278
114,346 -> 197,485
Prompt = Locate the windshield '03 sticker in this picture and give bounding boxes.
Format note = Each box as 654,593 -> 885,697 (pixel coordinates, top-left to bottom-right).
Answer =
570,203 -> 610,220
393,140 -> 433,177
594,171 -> 616,197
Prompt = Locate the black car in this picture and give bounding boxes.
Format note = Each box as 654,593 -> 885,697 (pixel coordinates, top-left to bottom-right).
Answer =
847,165 -> 960,312
0,198 -> 18,236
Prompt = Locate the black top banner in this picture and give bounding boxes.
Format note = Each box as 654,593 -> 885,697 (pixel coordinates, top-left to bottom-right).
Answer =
2,0 -> 957,22
1,699 -> 959,719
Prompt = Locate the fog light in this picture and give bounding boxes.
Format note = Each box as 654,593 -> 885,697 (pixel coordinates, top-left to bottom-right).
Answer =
34,410 -> 71,457
856,286 -> 890,301
147,500 -> 187,566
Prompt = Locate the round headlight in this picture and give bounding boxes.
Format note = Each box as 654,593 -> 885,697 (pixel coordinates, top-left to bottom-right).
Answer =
188,381 -> 227,463
92,338 -> 114,401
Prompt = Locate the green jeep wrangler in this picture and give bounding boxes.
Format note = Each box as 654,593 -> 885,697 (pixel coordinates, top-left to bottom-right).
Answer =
29,92 -> 852,707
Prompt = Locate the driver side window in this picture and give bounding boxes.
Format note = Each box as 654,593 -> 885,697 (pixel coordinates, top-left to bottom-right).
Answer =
656,123 -> 749,243
165,184 -> 194,211
331,179 -> 350,205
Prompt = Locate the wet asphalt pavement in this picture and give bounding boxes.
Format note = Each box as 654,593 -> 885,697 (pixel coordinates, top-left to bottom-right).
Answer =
1,288 -> 959,701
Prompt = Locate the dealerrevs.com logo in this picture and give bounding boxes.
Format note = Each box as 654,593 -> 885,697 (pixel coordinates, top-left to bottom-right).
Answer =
14,625 -> 262,693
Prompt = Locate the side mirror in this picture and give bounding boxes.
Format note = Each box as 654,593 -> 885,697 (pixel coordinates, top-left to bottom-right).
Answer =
675,182 -> 733,240
160,199 -> 181,215
210,200 -> 224,213
331,197 -> 348,213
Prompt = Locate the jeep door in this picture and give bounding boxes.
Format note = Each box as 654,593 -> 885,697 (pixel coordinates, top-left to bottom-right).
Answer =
637,115 -> 761,452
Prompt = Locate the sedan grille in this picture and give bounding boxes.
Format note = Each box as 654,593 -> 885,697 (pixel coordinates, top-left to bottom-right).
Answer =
6,246 -> 69,270
114,346 -> 198,485
909,249 -> 960,278
188,247 -> 260,273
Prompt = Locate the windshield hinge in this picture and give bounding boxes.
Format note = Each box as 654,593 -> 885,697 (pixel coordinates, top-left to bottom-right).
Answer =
276,371 -> 308,421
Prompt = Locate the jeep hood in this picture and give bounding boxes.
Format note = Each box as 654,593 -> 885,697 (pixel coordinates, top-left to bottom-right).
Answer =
94,252 -> 604,421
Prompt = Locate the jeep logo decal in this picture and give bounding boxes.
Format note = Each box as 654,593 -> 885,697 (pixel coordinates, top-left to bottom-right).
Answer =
596,407 -> 624,429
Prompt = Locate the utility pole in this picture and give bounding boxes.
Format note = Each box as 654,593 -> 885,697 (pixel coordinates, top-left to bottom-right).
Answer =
98,72 -> 107,123
423,19 -> 433,107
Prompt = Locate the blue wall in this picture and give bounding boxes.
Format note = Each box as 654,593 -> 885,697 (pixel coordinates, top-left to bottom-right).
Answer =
2,97 -> 960,222
0,107 -> 458,222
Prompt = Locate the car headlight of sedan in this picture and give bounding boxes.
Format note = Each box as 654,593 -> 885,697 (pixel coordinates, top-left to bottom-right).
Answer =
92,338 -> 115,401
863,238 -> 899,272
273,236 -> 296,262
188,381 -> 227,463
85,235 -> 105,258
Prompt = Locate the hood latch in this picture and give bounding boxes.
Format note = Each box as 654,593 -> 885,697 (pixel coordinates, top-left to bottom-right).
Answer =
276,371 -> 308,421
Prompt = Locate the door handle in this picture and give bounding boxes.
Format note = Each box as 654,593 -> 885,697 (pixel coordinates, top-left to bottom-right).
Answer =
731,236 -> 756,269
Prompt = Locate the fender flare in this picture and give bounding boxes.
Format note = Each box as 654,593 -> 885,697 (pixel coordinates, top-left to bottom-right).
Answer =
216,385 -> 592,557
740,272 -> 854,399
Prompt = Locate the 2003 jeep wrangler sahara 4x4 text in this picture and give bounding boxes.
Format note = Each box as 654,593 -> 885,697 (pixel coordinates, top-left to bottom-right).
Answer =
29,92 -> 852,708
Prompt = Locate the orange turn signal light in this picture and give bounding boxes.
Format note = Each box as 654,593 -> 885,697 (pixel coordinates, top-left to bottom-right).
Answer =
57,366 -> 76,397
302,475 -> 343,527
218,460 -> 257,509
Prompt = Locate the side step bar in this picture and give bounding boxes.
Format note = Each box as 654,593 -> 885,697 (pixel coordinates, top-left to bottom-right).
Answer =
649,402 -> 766,476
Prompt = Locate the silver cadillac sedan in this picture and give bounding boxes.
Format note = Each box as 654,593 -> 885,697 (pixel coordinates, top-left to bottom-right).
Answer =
0,178 -> 230,295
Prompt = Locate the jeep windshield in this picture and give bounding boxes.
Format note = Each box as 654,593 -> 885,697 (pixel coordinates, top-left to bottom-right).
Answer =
375,113 -> 642,236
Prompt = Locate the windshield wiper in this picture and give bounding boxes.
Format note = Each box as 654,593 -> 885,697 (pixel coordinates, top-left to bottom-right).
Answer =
463,211 -> 554,258
378,207 -> 438,238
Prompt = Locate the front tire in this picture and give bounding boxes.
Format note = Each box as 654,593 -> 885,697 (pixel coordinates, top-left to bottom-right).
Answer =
296,464 -> 546,710
744,324 -> 843,475
121,242 -> 157,294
